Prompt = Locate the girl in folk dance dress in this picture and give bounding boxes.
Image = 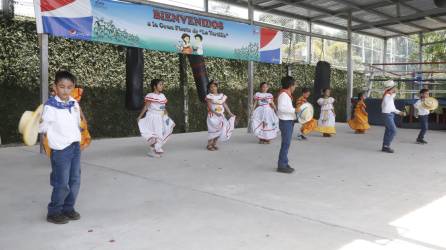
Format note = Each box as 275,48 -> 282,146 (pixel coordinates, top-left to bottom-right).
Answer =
137,79 -> 175,158
296,88 -> 317,140
316,88 -> 336,137
251,82 -> 279,144
206,80 -> 236,151
348,92 -> 370,134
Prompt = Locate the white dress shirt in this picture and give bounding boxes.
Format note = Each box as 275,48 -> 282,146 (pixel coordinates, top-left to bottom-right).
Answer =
39,96 -> 81,150
277,91 -> 296,120
414,99 -> 429,116
381,94 -> 401,114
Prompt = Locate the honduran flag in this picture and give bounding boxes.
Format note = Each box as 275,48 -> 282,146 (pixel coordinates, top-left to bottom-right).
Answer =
259,28 -> 282,64
33,0 -> 93,40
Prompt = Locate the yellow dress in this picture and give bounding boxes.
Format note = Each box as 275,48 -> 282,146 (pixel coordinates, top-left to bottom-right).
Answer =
43,87 -> 91,157
348,100 -> 370,132
296,96 -> 317,135
315,97 -> 336,135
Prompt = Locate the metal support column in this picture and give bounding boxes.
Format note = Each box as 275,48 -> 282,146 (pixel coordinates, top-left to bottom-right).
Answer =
247,0 -> 254,133
204,0 -> 208,12
179,54 -> 189,132
418,32 -> 423,69
346,12 -> 353,121
382,38 -> 387,72
39,33 -> 49,154
418,32 -> 424,96
307,21 -> 312,64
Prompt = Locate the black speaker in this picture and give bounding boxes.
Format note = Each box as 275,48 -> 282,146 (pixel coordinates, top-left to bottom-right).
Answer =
313,61 -> 331,106
188,54 -> 209,103
125,47 -> 144,111
434,0 -> 446,7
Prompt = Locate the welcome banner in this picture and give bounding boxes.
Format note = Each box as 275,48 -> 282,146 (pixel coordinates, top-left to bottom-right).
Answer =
33,0 -> 282,64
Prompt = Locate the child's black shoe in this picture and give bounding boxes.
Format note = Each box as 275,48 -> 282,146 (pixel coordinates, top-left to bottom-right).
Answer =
277,166 -> 295,174
297,135 -> 307,141
381,147 -> 394,153
63,210 -> 81,220
416,139 -> 428,144
47,214 -> 69,224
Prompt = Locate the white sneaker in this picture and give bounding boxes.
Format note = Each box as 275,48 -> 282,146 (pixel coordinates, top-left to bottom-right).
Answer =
147,148 -> 161,158
147,152 -> 161,158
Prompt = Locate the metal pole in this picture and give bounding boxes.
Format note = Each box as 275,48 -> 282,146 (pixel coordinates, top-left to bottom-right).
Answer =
204,0 -> 208,12
307,21 -> 312,64
418,32 -> 423,69
418,32 -> 424,97
346,12 -> 353,121
179,54 -> 189,132
39,33 -> 49,154
247,0 -> 254,133
382,38 -> 387,73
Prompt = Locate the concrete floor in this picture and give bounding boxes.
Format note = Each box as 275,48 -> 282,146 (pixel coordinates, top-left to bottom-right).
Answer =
1,123 -> 446,250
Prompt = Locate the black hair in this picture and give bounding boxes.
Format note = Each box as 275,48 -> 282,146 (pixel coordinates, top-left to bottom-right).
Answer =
54,70 -> 76,85
181,33 -> 190,41
420,88 -> 429,95
357,92 -> 365,99
322,88 -> 331,95
280,76 -> 295,89
150,79 -> 163,92
194,34 -> 203,41
259,82 -> 268,88
302,87 -> 310,94
207,79 -> 218,90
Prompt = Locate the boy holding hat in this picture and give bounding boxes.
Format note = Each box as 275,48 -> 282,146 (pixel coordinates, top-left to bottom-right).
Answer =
381,80 -> 406,153
39,70 -> 83,224
414,88 -> 432,144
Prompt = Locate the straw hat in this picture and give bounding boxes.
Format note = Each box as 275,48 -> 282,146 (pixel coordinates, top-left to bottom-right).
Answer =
383,80 -> 396,90
18,104 -> 43,146
422,97 -> 439,111
297,103 -> 314,124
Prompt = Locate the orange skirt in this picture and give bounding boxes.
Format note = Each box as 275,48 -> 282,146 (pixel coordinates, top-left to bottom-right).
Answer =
348,113 -> 370,131
301,119 -> 317,135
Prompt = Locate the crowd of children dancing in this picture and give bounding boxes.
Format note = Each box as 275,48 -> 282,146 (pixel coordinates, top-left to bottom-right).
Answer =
39,70 -> 434,224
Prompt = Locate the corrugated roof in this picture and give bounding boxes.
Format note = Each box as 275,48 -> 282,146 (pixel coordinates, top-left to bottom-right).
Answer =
243,0 -> 446,38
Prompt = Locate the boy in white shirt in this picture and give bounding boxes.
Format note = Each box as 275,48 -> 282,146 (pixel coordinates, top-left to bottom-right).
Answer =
277,76 -> 297,173
381,80 -> 406,153
39,71 -> 83,224
414,88 -> 430,144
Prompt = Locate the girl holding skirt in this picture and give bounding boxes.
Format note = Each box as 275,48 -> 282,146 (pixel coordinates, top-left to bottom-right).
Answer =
296,88 -> 317,140
251,82 -> 279,144
316,88 -> 336,137
137,79 -> 175,158
348,92 -> 370,134
206,80 -> 236,151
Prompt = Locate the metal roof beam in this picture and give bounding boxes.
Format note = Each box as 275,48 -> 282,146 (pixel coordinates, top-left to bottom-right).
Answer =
273,0 -> 408,36
259,0 -> 306,11
195,0 -> 387,39
311,0 -> 414,21
352,8 -> 446,31
263,8 -> 386,39
252,0 -> 274,4
394,1 -> 446,26
329,0 -> 430,32
262,3 -> 288,11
